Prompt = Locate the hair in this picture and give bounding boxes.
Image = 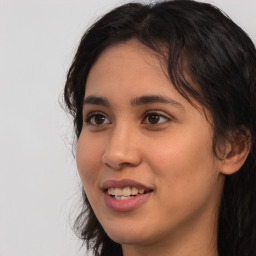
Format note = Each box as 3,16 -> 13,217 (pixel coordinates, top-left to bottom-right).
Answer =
64,0 -> 256,255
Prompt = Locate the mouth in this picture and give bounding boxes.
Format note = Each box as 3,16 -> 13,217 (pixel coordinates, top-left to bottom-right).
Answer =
106,186 -> 152,200
101,179 -> 153,211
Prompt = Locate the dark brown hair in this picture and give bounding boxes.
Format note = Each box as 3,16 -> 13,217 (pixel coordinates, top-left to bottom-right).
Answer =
64,1 -> 256,255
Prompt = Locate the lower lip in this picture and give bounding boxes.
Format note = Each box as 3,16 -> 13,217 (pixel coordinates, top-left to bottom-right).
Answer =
104,192 -> 152,212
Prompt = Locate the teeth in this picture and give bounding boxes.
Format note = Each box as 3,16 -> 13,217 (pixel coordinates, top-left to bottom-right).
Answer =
122,187 -> 131,196
139,188 -> 144,194
114,188 -> 122,196
115,196 -> 133,200
108,188 -> 115,195
131,187 -> 138,195
108,186 -> 145,197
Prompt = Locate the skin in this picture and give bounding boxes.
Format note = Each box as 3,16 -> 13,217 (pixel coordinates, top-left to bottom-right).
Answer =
76,40 -> 226,256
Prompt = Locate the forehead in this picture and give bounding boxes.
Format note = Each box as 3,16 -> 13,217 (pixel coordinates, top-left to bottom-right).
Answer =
85,40 -> 179,98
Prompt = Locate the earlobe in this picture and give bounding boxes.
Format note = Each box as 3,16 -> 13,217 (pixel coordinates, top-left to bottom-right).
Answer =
219,128 -> 251,175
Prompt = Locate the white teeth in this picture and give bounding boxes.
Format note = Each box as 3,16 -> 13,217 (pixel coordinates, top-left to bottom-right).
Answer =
131,187 -> 138,195
108,188 -> 115,195
115,196 -> 133,200
107,186 -> 146,198
122,187 -> 131,196
114,188 -> 122,196
139,188 -> 144,194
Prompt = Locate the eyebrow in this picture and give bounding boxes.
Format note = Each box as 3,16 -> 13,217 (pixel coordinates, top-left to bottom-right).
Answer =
83,96 -> 110,107
130,95 -> 183,108
83,95 -> 183,108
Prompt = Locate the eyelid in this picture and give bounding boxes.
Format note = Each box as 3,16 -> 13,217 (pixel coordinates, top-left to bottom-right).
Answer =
142,110 -> 171,124
85,111 -> 111,125
84,110 -> 171,126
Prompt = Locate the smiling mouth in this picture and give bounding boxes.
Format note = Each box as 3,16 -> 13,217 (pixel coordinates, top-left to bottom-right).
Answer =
102,179 -> 153,211
107,186 -> 152,200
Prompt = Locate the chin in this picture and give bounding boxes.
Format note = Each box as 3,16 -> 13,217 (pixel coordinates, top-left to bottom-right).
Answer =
104,224 -> 150,245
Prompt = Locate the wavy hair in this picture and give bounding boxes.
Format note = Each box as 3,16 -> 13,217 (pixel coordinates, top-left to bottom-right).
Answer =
64,1 -> 256,255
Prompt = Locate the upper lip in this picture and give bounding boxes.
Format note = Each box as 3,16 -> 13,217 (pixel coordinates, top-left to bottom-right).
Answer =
101,179 -> 153,192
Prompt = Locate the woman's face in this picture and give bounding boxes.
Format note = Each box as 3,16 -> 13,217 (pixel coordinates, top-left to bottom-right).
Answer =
76,40 -> 225,250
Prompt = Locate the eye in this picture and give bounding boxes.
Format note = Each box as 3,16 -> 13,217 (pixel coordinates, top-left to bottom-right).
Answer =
85,113 -> 111,125
143,111 -> 169,125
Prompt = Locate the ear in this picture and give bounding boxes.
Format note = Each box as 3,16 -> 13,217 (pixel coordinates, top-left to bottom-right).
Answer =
219,127 -> 251,175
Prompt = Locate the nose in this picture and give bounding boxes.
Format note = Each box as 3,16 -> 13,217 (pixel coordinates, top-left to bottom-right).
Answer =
101,125 -> 142,170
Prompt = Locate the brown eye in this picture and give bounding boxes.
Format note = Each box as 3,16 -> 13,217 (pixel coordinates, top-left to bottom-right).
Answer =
143,112 -> 169,125
86,113 -> 110,125
148,113 -> 160,124
94,115 -> 106,124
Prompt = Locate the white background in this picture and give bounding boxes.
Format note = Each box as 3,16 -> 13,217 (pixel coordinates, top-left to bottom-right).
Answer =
0,0 -> 255,256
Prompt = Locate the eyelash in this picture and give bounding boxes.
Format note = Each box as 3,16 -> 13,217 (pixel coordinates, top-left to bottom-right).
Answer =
84,110 -> 170,126
142,111 -> 170,125
85,112 -> 111,125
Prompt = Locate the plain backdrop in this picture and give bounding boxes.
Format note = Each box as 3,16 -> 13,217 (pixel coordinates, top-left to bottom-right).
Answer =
0,0 -> 255,256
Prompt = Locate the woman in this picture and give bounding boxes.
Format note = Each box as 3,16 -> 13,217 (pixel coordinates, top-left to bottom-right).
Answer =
64,1 -> 256,255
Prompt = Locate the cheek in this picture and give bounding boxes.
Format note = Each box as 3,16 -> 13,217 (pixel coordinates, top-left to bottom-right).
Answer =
76,133 -> 103,191
149,129 -> 213,171
148,126 -> 219,203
